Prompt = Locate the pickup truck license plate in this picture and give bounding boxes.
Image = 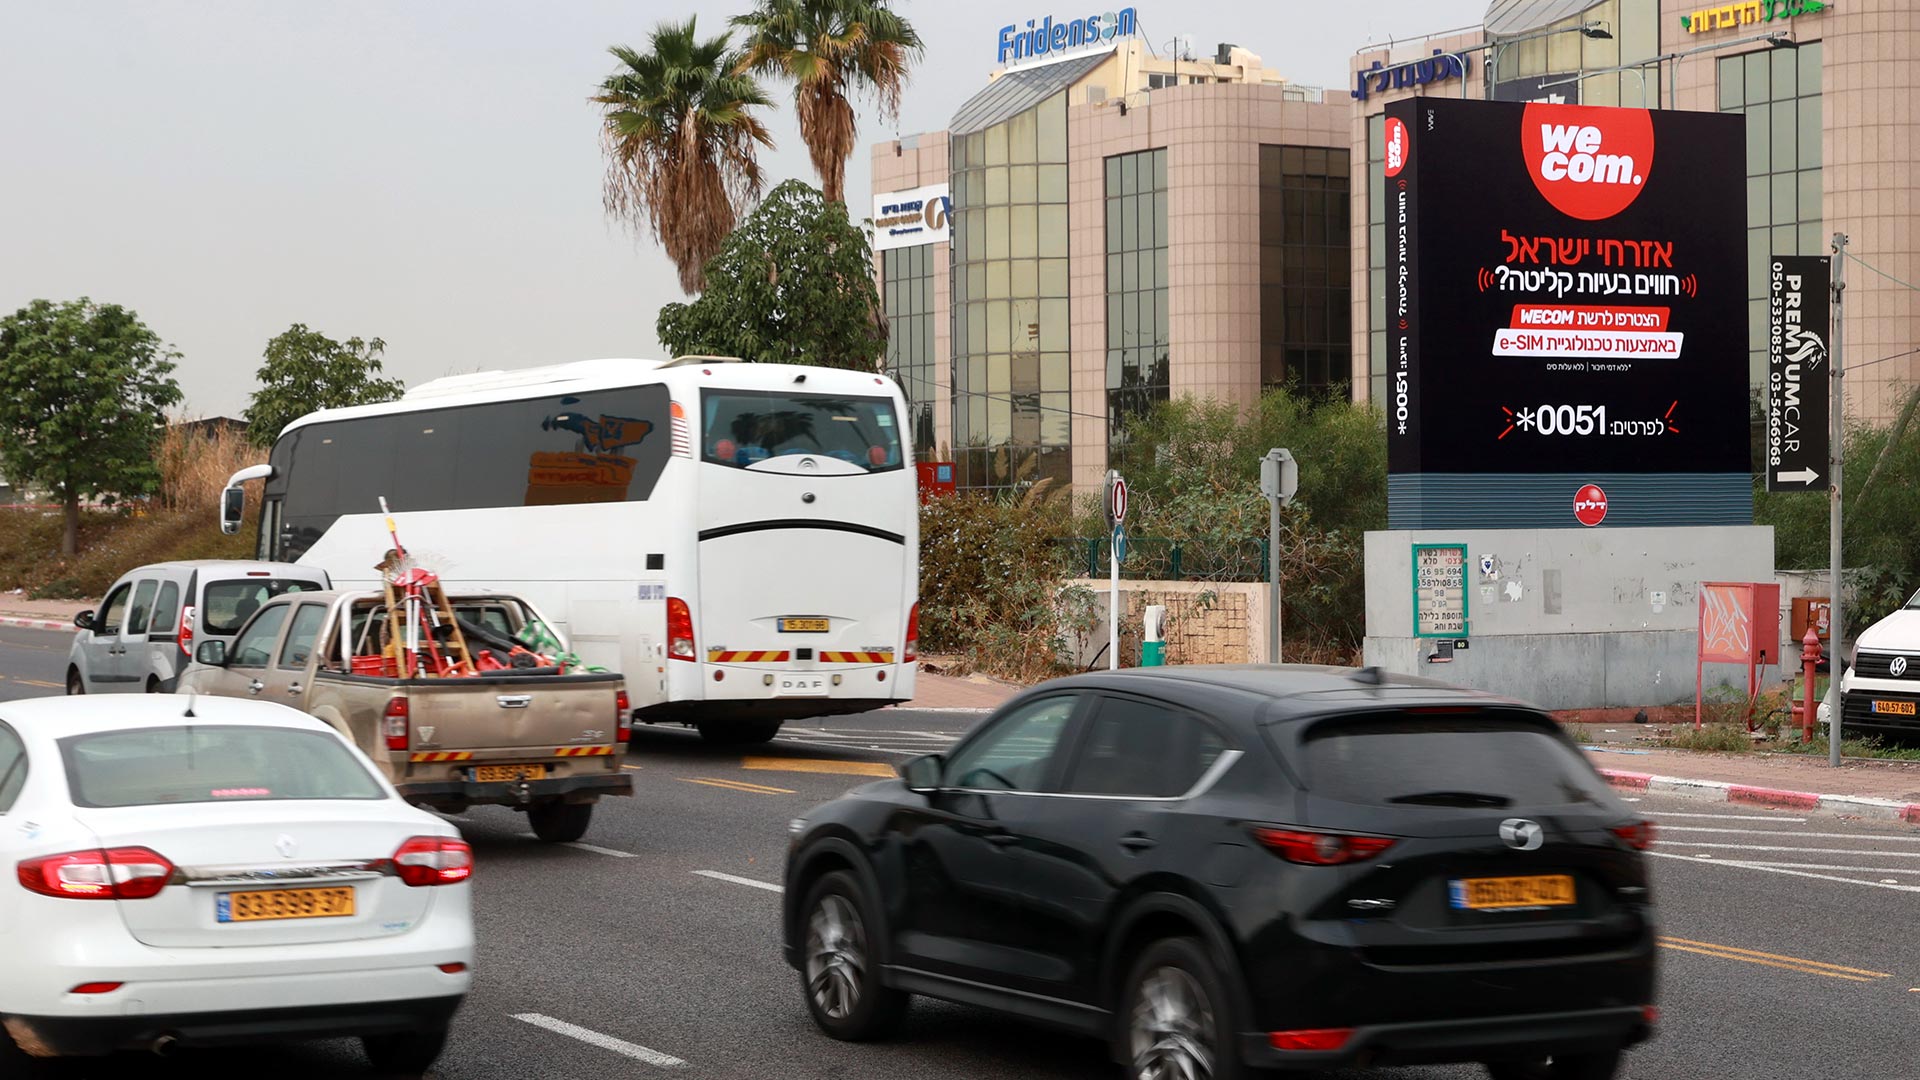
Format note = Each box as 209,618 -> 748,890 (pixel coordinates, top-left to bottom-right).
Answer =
1448,875 -> 1576,910
474,764 -> 548,782
779,617 -> 830,633
217,886 -> 355,923
777,674 -> 829,697
1872,700 -> 1917,716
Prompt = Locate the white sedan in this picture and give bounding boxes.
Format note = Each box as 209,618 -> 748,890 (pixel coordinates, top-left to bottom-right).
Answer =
0,695 -> 474,1076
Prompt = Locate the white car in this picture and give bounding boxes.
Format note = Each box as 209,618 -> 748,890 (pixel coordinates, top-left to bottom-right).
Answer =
0,695 -> 474,1076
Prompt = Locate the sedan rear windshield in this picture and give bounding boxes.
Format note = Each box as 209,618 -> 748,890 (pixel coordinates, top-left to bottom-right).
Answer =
701,389 -> 902,472
1289,712 -> 1614,808
201,578 -> 324,635
61,725 -> 385,808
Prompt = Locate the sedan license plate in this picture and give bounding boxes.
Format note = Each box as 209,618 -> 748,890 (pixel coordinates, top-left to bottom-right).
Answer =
217,886 -> 355,923
777,674 -> 829,697
779,617 -> 830,633
1872,700 -> 1917,716
474,764 -> 548,782
1449,874 -> 1576,910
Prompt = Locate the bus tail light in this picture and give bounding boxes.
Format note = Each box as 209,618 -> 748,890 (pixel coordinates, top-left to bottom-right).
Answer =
666,598 -> 696,662
904,602 -> 920,663
615,690 -> 632,743
383,697 -> 409,750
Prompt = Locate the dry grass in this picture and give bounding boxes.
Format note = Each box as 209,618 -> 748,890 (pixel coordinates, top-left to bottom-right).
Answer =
155,424 -> 263,512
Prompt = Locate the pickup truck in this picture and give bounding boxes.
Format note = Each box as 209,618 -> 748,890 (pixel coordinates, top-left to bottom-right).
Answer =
178,588 -> 632,842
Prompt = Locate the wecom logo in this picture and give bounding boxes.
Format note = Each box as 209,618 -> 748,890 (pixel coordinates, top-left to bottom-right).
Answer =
1383,116 -> 1409,178
1521,103 -> 1654,221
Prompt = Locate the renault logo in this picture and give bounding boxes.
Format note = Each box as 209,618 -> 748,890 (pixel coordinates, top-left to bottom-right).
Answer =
1499,818 -> 1544,851
1892,656 -> 1909,677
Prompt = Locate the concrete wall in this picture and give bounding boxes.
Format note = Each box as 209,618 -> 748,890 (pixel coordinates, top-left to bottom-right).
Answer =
1061,578 -> 1267,668
1362,526 -> 1775,709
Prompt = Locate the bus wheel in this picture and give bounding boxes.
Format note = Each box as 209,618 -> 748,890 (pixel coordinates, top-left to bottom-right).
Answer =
697,719 -> 783,745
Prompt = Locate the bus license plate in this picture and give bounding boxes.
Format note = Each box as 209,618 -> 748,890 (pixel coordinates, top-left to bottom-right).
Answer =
777,674 -> 829,697
779,618 -> 830,633
1449,875 -> 1576,910
1872,700 -> 1917,715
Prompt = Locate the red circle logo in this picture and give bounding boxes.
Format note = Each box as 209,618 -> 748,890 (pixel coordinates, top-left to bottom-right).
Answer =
1383,116 -> 1409,178
1573,484 -> 1609,527
1521,103 -> 1654,221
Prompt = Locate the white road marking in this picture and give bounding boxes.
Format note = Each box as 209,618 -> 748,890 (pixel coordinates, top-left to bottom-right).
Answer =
692,869 -> 784,893
512,1013 -> 686,1067
1650,811 -> 1808,822
1655,841 -> 1920,857
1654,826 -> 1920,842
1707,861 -> 1920,875
1647,851 -> 1920,893
526,835 -> 637,859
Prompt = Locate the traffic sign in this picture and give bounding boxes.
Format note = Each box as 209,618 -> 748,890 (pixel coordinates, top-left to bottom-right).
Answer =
1106,472 -> 1128,525
1111,524 -> 1128,566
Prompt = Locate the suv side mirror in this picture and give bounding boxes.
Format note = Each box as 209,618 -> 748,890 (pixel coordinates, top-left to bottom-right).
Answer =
899,753 -> 945,794
73,610 -> 95,632
219,486 -> 246,536
195,640 -> 229,666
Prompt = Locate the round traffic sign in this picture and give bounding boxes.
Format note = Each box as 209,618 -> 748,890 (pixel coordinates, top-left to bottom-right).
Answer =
1109,477 -> 1128,524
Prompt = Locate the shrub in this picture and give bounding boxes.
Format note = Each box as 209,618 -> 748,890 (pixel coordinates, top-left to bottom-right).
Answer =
1660,723 -> 1753,753
919,485 -> 1089,683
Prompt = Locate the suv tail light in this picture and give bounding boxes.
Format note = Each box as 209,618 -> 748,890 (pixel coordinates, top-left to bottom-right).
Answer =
176,605 -> 195,655
904,601 -> 920,663
666,597 -> 696,662
615,690 -> 632,743
1270,1028 -> 1353,1052
1611,820 -> 1657,851
383,697 -> 409,751
18,847 -> 175,900
391,836 -> 472,887
1251,827 -> 1396,866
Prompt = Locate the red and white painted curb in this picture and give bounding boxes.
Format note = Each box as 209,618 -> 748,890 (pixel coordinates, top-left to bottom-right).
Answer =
0,615 -> 74,632
1599,768 -> 1920,825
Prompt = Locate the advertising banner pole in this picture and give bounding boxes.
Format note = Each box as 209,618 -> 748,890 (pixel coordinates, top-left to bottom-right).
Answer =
1829,233 -> 1848,766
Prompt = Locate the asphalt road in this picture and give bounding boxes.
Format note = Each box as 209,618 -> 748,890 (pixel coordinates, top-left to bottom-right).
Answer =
15,626 -> 1920,1080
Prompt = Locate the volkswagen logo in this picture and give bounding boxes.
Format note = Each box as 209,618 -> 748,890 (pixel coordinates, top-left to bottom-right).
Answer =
1892,656 -> 1909,677
1499,818 -> 1544,852
274,834 -> 298,859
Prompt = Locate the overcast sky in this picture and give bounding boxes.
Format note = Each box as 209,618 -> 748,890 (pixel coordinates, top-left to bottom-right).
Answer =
0,1 -> 1485,417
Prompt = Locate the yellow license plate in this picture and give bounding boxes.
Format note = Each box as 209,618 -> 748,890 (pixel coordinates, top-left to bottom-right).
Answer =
475,764 -> 548,782
779,617 -> 830,633
218,886 -> 355,923
1450,874 -> 1577,910
1872,700 -> 1917,715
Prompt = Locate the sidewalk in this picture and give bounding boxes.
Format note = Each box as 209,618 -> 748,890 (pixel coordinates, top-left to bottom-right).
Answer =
902,669 -> 1022,711
0,596 -> 86,632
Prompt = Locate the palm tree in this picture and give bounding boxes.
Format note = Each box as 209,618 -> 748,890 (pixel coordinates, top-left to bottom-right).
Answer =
594,18 -> 775,294
731,0 -> 923,204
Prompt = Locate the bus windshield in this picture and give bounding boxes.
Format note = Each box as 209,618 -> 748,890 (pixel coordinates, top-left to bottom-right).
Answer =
701,390 -> 902,472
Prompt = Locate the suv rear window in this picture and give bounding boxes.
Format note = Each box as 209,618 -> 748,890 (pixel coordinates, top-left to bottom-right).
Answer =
201,578 -> 323,635
61,725 -> 385,808
701,390 -> 902,472
1291,712 -> 1614,808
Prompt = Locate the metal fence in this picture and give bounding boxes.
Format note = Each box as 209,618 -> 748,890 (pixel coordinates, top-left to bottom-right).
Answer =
1059,537 -> 1269,582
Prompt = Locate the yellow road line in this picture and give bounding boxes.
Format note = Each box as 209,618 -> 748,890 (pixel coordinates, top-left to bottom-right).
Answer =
621,764 -> 643,771
742,756 -> 893,778
678,777 -> 796,796
1659,936 -> 1891,979
17,678 -> 61,688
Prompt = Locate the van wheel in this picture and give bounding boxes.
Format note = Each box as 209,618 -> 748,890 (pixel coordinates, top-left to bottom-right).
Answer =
362,1026 -> 449,1077
1485,1050 -> 1624,1080
1120,938 -> 1244,1080
145,677 -> 161,694
800,870 -> 907,1040
65,670 -> 83,696
696,719 -> 782,745
528,801 -> 593,843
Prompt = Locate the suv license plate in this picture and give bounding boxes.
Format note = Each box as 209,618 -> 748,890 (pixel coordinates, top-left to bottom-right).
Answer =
777,674 -> 829,697
1449,874 -> 1576,910
1872,700 -> 1917,715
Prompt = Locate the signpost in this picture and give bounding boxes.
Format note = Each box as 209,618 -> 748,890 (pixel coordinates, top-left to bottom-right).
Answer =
1766,256 -> 1831,492
1105,471 -> 1127,671
1259,449 -> 1297,663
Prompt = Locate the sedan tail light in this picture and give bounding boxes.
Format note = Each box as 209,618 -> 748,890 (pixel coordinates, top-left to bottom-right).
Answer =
391,836 -> 473,887
615,690 -> 632,744
18,847 -> 175,900
1611,820 -> 1657,851
383,697 -> 409,751
1250,827 -> 1395,866
666,598 -> 696,662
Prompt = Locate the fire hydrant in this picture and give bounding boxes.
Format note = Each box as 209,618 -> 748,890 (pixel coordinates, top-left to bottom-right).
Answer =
1789,627 -> 1822,744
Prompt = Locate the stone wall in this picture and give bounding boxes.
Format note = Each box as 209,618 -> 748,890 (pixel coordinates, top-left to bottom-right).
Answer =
1061,579 -> 1268,668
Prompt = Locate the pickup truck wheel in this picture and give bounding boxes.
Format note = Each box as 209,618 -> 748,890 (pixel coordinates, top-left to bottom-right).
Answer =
696,718 -> 783,745
528,801 -> 593,843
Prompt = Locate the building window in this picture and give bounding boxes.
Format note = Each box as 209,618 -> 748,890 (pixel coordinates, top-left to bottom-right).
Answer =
883,245 -> 937,457
1260,145 -> 1351,396
1104,147 -> 1169,470
1490,0 -> 1660,107
1720,41 -> 1822,468
1147,72 -> 1175,89
948,92 -> 1072,492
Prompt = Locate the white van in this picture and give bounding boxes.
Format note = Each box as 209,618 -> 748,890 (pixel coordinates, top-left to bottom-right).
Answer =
1836,591 -> 1920,741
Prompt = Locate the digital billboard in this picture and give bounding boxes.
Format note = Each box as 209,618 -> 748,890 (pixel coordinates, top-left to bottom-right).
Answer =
1384,97 -> 1749,529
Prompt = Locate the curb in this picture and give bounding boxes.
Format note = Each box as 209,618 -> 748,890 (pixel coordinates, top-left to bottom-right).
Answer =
1598,768 -> 1920,825
0,615 -> 73,633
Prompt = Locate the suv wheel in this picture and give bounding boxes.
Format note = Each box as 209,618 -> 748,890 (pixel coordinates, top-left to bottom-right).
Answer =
527,801 -> 593,843
1486,1050 -> 1624,1080
362,1026 -> 449,1077
1122,937 -> 1243,1080
800,870 -> 907,1040
65,670 -> 83,696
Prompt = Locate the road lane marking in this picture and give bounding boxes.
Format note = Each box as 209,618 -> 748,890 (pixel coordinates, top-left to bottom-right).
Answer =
15,678 -> 61,688
1657,942 -> 1878,982
522,835 -> 637,858
1648,850 -> 1920,892
622,764 -> 643,771
742,756 -> 894,778
1655,842 -> 1920,856
679,777 -> 795,795
1651,812 -> 1807,822
1656,827 -> 1920,842
1716,861 -> 1920,874
1659,936 -> 1891,979
692,870 -> 785,893
511,1013 -> 686,1067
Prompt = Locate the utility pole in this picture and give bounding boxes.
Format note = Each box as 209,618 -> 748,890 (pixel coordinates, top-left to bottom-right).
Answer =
1260,449 -> 1297,664
1828,233 -> 1848,766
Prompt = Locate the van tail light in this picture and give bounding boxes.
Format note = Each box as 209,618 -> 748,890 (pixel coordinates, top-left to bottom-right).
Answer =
390,836 -> 473,887
615,690 -> 632,743
383,697 -> 410,751
1250,827 -> 1395,866
18,847 -> 175,900
177,605 -> 195,655
904,602 -> 920,663
1611,820 -> 1657,851
666,597 -> 696,662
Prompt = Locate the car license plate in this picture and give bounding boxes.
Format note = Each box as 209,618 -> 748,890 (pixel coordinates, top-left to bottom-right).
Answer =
216,886 -> 355,923
1872,700 -> 1917,716
779,617 -> 830,633
1448,874 -> 1576,910
777,674 -> 829,697
474,764 -> 548,782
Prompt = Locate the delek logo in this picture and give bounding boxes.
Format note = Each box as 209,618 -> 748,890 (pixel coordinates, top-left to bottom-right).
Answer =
1383,116 -> 1409,179
1521,103 -> 1654,221
1573,484 -> 1609,527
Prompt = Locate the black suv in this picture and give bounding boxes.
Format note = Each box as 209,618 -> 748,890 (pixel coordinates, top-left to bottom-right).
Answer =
782,666 -> 1657,1079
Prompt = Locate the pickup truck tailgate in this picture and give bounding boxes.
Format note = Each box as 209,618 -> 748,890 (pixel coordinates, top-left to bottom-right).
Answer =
404,674 -> 621,751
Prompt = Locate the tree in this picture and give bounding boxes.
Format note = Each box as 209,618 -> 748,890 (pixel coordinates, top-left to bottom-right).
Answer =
0,298 -> 183,555
732,0 -> 922,204
594,17 -> 776,294
656,179 -> 887,369
244,324 -> 404,447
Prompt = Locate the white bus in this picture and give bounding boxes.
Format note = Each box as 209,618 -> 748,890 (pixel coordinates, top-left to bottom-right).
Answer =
221,357 -> 919,743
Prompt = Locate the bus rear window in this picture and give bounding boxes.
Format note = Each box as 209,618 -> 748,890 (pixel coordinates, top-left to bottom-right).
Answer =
701,390 -> 902,472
